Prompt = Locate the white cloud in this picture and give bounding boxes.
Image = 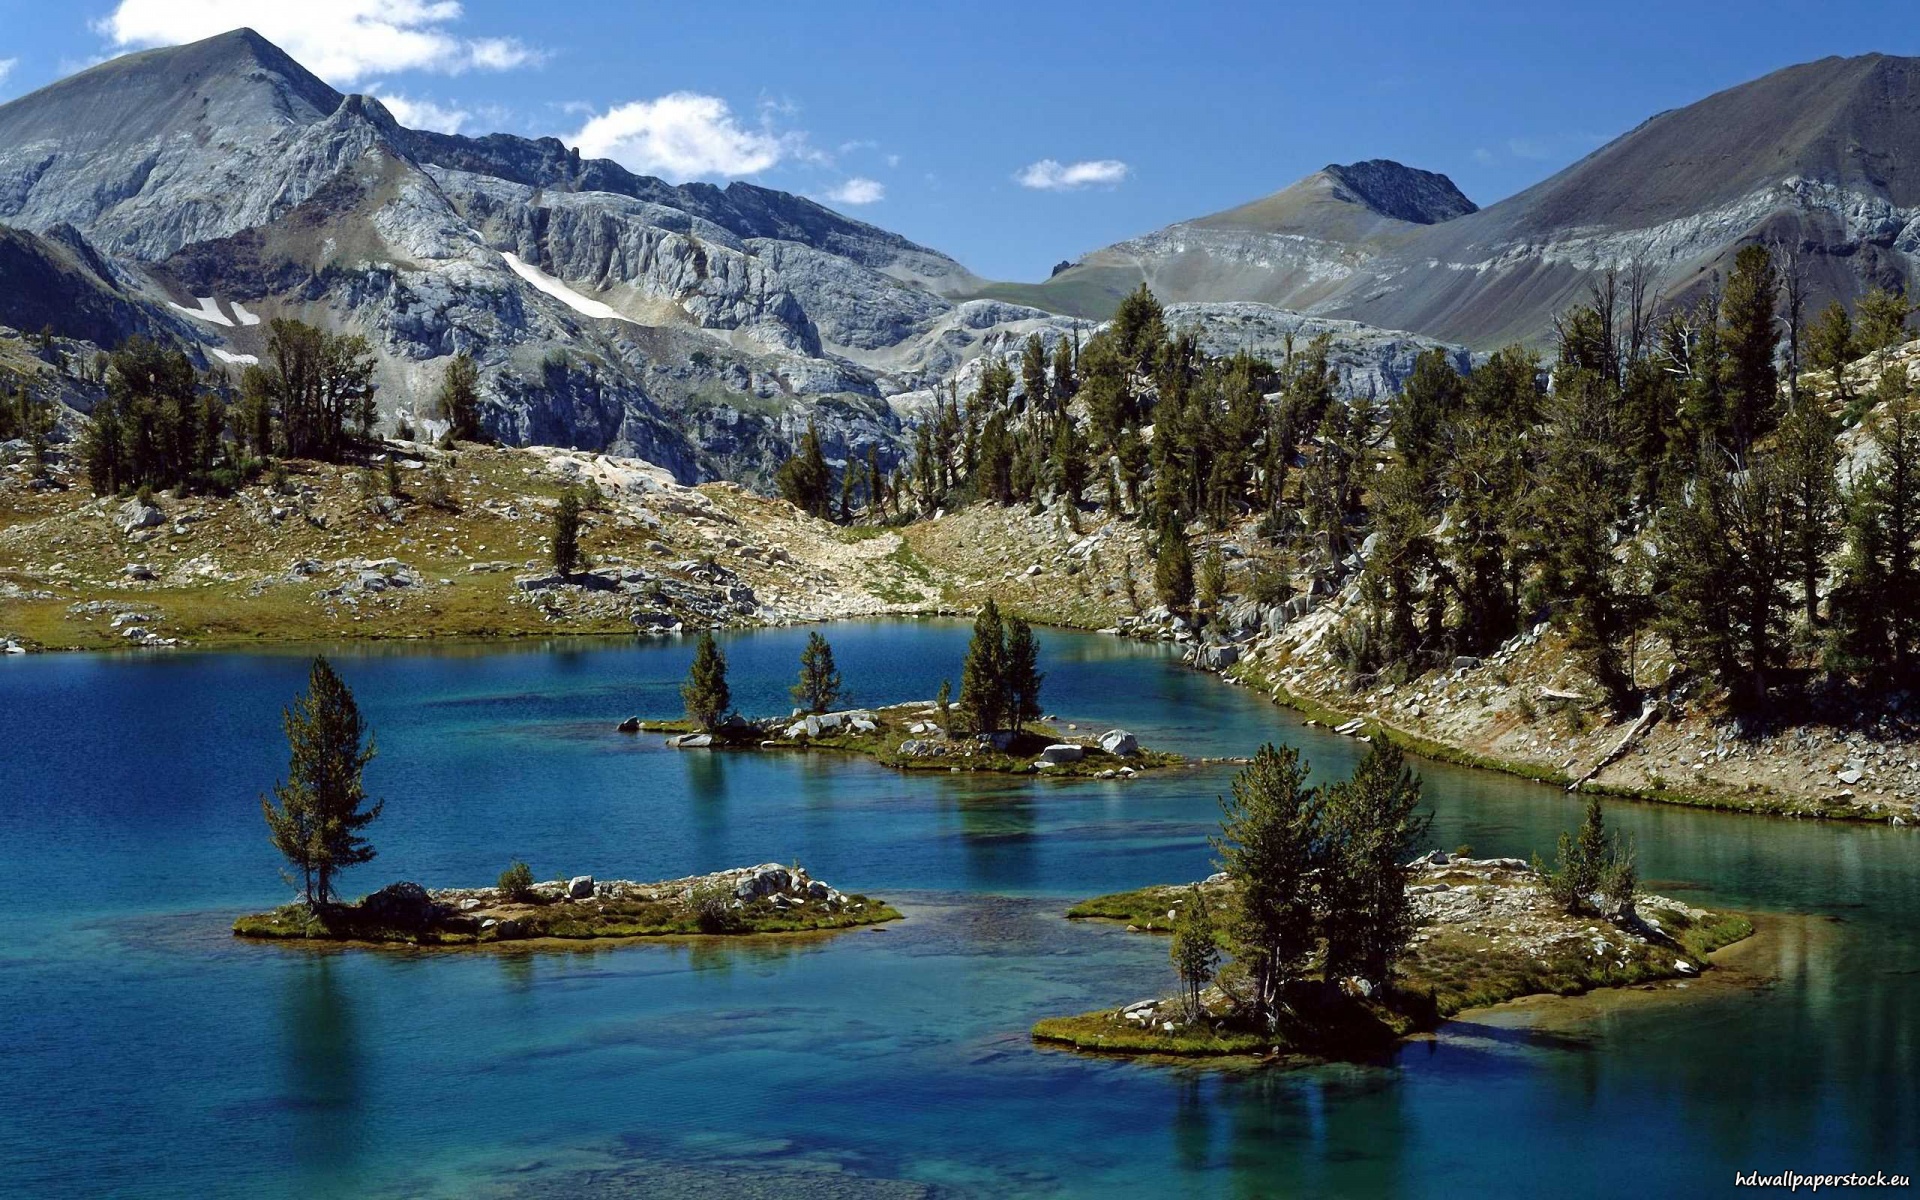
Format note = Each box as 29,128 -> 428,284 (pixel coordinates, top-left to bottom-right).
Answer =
95,1 -> 542,86
822,177 -> 884,206
1472,146 -> 1497,166
1015,158 -> 1130,191
570,92 -> 803,179
0,58 -> 15,84
375,91 -> 470,134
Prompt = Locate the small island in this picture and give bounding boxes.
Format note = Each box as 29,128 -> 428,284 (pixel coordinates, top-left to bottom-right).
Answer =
1033,743 -> 1755,1061
635,604 -> 1180,777
236,862 -> 902,945
640,702 -> 1178,778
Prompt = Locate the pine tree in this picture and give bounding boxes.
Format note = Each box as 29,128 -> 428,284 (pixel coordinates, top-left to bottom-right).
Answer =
1213,744 -> 1321,1030
1855,287 -> 1914,354
1155,532 -> 1195,617
260,657 -> 383,908
1319,742 -> 1430,985
776,422 -> 833,519
682,631 -> 732,730
1003,616 -> 1043,735
551,486 -> 582,575
1808,300 -> 1856,404
1719,244 -> 1780,451
960,600 -> 1008,734
437,353 -> 483,442
790,631 -> 844,714
1169,885 -> 1220,1021
1777,399 -> 1839,628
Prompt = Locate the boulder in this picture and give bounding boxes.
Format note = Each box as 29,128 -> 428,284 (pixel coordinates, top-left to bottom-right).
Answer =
898,739 -> 932,757
850,717 -> 878,734
1041,743 -> 1084,764
115,500 -> 165,533
805,880 -> 831,900
1196,644 -> 1239,670
566,875 -> 595,900
669,732 -> 714,748
1097,729 -> 1139,756
734,864 -> 793,900
360,881 -> 438,929
491,918 -> 525,940
616,716 -> 641,733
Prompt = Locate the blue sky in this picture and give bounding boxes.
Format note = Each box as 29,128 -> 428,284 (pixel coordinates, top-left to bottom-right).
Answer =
1,1 -> 1914,279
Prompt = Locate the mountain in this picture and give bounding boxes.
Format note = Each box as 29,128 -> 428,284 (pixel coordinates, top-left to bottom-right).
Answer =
0,29 -> 1066,483
1002,54 -> 1920,349
0,29 -> 1477,479
970,159 -> 1477,318
1310,53 -> 1920,347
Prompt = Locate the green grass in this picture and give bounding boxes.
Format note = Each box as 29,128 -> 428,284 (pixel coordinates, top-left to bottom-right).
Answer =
1066,883 -> 1224,930
1033,981 -> 1425,1059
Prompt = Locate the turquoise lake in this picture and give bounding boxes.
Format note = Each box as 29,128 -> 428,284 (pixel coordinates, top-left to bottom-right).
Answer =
1,620 -> 1914,1198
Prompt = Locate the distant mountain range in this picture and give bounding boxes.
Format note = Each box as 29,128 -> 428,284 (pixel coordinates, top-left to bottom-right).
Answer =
981,54 -> 1920,348
2,32 -> 1916,478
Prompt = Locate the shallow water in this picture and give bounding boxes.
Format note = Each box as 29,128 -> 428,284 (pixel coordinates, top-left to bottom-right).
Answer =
1,621 -> 1913,1197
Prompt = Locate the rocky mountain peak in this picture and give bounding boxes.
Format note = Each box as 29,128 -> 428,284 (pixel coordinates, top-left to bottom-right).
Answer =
1319,160 -> 1477,225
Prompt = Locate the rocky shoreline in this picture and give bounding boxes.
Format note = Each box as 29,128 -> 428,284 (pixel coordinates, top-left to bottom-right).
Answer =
233,863 -> 901,946
1033,853 -> 1755,1060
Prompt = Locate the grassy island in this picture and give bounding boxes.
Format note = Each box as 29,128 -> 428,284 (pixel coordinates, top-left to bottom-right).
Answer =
1035,855 -> 1754,1059
639,701 -> 1181,779
235,863 -> 902,946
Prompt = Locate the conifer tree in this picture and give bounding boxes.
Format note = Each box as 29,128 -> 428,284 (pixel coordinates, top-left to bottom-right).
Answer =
1719,244 -> 1780,450
1154,532 -> 1195,617
1003,616 -> 1043,735
1320,742 -> 1430,985
551,486 -> 582,575
682,631 -> 732,730
1808,300 -> 1856,404
1777,399 -> 1839,628
960,599 -> 1009,734
261,657 -> 383,908
1169,885 -> 1220,1021
776,422 -> 834,519
437,353 -> 483,442
1855,287 -> 1914,354
1213,744 -> 1321,1030
791,631 -> 844,714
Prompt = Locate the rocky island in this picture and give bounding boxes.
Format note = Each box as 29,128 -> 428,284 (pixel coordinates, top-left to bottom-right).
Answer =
234,863 -> 902,946
638,702 -> 1179,778
1034,852 -> 1754,1059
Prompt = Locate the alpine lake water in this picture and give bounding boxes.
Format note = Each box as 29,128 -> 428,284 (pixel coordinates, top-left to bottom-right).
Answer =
1,619 -> 1914,1198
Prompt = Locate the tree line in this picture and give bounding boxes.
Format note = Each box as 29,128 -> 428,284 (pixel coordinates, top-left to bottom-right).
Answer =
80,321 -> 487,497
864,256 -> 1920,716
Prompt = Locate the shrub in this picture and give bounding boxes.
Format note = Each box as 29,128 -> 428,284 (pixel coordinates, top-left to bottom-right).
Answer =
1248,562 -> 1292,606
498,861 -> 535,901
689,881 -> 741,933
